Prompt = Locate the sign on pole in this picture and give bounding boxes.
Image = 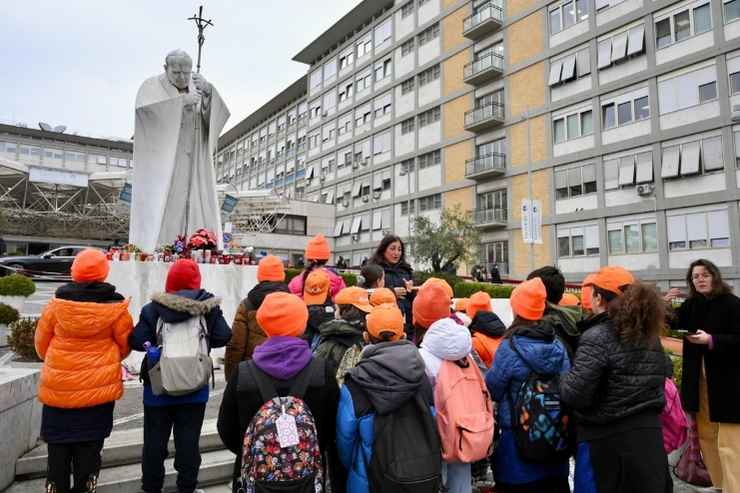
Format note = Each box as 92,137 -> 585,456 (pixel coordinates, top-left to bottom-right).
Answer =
520,199 -> 542,244
119,183 -> 133,204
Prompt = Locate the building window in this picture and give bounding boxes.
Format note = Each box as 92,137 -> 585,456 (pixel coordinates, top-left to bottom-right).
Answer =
401,117 -> 416,135
356,34 -> 373,58
601,94 -> 650,130
558,225 -> 599,257
607,221 -> 657,254
597,25 -> 646,70
481,241 -> 508,273
418,65 -> 441,86
418,149 -> 441,169
661,135 -> 724,178
726,0 -> 740,22
401,200 -> 416,215
374,18 -> 392,47
401,78 -> 415,95
477,189 -> 507,217
401,38 -> 415,57
338,82 -> 353,102
550,0 -> 589,35
418,107 -> 441,127
655,3 -> 713,50
604,151 -> 654,189
658,64 -> 718,113
698,81 -> 717,102
555,163 -> 597,199
417,23 -> 440,45
667,209 -> 730,250
375,58 -> 392,82
401,1 -> 415,18
339,50 -> 354,70
549,48 -> 590,86
418,193 -> 442,211
553,108 -> 593,144
401,158 -> 416,174
356,70 -> 373,92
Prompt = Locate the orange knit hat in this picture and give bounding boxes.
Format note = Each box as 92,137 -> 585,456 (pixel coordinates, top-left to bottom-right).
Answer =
422,277 -> 454,298
585,266 -> 635,296
467,291 -> 492,319
581,274 -> 596,311
510,277 -> 547,321
257,255 -> 285,282
559,292 -> 580,307
304,269 -> 330,305
71,249 -> 109,283
256,292 -> 308,337
366,303 -> 405,341
370,287 -> 396,306
413,282 -> 451,329
454,298 -> 469,312
305,234 -> 331,261
335,287 -> 373,312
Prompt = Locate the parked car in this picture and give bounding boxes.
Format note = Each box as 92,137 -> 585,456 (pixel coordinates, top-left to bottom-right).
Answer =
0,246 -> 100,277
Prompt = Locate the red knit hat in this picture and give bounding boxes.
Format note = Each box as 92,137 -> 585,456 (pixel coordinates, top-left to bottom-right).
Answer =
305,234 -> 331,261
165,259 -> 202,293
412,282 -> 451,329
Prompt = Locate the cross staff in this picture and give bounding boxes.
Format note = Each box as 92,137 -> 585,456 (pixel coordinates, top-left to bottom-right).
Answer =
187,5 -> 213,73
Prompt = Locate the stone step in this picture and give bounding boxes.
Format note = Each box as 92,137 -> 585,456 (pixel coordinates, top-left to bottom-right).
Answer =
15,419 -> 223,479
7,448 -> 235,493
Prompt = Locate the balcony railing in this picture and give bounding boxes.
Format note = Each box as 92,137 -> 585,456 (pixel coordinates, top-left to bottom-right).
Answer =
473,208 -> 507,227
465,153 -> 506,178
463,4 -> 504,40
464,54 -> 504,85
464,103 -> 505,132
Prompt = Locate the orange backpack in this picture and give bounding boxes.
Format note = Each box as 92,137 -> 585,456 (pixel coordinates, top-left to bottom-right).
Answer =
434,355 -> 495,463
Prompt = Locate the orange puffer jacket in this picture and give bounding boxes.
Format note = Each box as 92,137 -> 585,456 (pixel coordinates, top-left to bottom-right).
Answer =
35,298 -> 134,409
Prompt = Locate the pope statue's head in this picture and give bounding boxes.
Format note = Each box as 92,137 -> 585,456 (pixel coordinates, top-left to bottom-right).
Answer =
164,49 -> 193,90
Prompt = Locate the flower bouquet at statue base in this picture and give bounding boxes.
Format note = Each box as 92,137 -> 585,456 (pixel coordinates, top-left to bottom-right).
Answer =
187,229 -> 217,264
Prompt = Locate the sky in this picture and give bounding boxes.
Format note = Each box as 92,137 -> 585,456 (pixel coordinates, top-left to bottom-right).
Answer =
1,1 -> 359,140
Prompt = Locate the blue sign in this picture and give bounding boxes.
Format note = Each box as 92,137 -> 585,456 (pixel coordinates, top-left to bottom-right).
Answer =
222,194 -> 238,213
119,183 -> 132,203
223,232 -> 233,244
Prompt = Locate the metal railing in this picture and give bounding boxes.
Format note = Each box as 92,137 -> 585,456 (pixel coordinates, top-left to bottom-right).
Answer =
474,208 -> 507,225
466,153 -> 506,176
463,4 -> 504,32
464,53 -> 504,79
465,103 -> 505,128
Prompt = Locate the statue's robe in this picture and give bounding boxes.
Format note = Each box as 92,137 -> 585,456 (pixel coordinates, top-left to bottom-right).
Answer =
130,73 -> 229,252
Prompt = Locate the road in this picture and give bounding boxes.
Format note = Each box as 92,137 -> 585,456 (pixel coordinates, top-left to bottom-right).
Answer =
9,280 -> 228,432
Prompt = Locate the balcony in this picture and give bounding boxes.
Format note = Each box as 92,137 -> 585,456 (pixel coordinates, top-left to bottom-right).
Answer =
465,153 -> 506,179
464,103 -> 505,132
473,208 -> 507,228
463,4 -> 504,40
464,54 -> 504,85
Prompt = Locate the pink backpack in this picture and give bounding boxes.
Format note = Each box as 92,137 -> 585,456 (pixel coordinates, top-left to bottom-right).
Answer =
434,355 -> 495,463
661,377 -> 688,454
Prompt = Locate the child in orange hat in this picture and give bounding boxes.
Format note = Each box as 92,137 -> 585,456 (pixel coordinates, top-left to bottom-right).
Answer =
412,281 -> 453,345
217,292 -> 342,490
224,255 -> 289,380
304,269 -> 336,348
484,277 -> 572,490
288,234 -> 347,301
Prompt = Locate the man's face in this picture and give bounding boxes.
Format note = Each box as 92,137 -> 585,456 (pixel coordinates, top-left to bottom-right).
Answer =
165,58 -> 192,90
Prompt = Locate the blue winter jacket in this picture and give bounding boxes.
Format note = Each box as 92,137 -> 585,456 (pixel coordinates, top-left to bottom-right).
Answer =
336,340 -> 433,493
484,324 -> 571,485
130,289 -> 232,406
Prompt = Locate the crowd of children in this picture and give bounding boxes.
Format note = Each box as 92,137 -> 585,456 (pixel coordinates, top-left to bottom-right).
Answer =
32,234 -> 740,493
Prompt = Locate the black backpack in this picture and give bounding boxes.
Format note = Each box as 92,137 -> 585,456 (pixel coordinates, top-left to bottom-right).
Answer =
368,391 -> 442,493
508,337 -> 572,463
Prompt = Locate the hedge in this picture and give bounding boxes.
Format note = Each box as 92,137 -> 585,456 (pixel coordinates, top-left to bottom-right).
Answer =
453,281 -> 515,299
0,274 -> 36,297
0,303 -> 20,325
413,271 -> 462,290
7,317 -> 41,362
284,268 -> 357,287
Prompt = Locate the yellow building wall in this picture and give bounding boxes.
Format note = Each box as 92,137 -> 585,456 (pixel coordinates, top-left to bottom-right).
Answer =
507,0 -> 541,18
443,95 -> 472,141
511,226 -> 553,279
509,115 -> 548,168
444,186 -> 474,212
508,62 -> 545,119
442,50 -> 471,96
507,11 -> 545,66
442,5 -> 471,53
443,140 -> 474,183
510,170 -> 553,278
511,170 -> 552,219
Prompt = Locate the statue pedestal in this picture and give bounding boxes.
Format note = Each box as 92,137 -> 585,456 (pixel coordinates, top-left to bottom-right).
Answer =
107,261 -> 258,371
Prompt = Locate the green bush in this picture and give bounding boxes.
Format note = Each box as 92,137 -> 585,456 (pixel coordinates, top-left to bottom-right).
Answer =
453,281 -> 515,299
671,354 -> 683,391
0,274 -> 36,297
7,317 -> 41,362
283,268 -> 357,288
0,303 -> 20,325
413,271 -> 462,290
285,268 -> 302,283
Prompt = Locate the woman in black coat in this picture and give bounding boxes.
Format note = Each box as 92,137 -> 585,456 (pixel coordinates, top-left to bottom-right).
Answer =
561,269 -> 672,493
368,235 -> 415,337
666,258 -> 740,490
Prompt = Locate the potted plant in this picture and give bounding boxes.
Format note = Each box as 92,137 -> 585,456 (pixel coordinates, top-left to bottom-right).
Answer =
187,229 -> 217,263
7,317 -> 42,362
0,274 -> 36,312
0,303 -> 20,347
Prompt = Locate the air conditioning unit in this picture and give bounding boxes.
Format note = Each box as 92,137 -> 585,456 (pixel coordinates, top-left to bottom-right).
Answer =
342,199 -> 350,207
373,191 -> 382,200
352,163 -> 359,170
382,229 -> 392,236
636,183 -> 654,196
399,169 -> 407,176
351,234 -> 360,242
733,105 -> 740,122
362,195 -> 370,203
320,175 -> 326,182
322,111 -> 329,117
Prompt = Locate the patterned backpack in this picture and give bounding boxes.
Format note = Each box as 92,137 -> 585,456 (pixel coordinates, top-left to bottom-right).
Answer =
237,359 -> 325,493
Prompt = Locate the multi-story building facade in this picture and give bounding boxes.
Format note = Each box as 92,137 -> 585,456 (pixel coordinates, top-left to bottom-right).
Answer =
218,0 -> 740,286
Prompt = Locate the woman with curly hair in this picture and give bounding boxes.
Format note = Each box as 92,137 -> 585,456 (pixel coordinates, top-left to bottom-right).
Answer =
560,267 -> 673,493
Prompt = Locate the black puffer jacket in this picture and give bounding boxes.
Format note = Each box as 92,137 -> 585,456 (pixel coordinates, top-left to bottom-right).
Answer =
560,314 -> 672,439
374,260 -> 414,336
